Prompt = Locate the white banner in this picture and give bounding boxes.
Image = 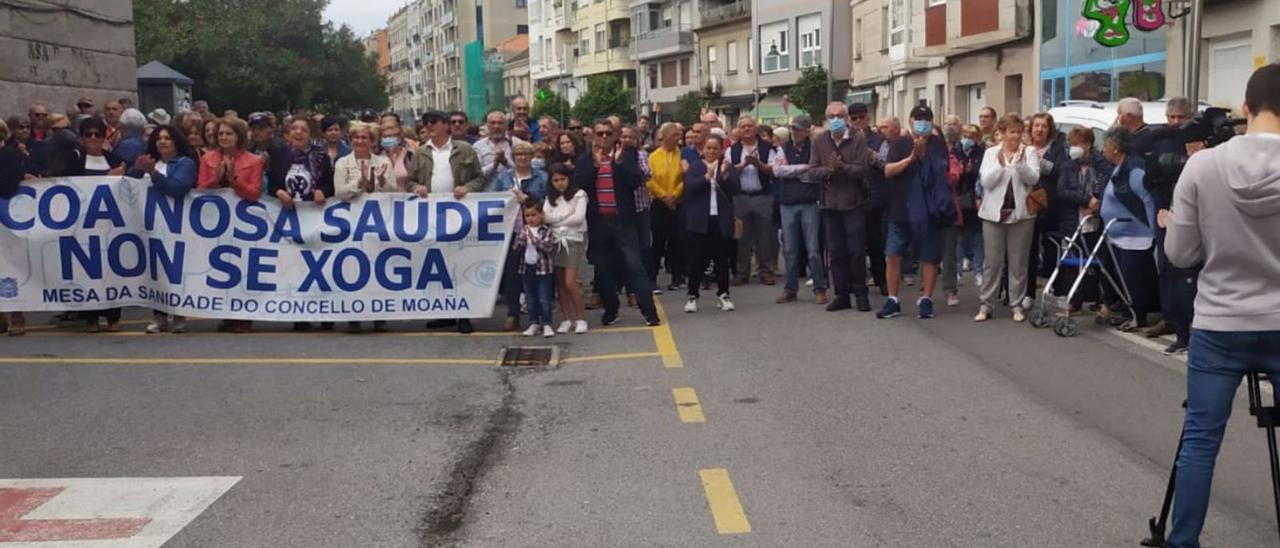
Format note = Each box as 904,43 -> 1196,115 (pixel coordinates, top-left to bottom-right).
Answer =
0,177 -> 517,321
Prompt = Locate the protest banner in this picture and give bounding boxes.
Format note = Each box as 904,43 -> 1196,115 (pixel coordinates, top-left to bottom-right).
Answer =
0,177 -> 517,321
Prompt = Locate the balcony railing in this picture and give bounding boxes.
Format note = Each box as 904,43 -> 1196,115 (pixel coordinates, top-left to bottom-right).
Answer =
697,0 -> 749,29
632,26 -> 694,61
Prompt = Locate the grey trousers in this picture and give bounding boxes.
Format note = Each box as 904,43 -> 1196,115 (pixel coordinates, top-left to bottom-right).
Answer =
735,193 -> 778,277
942,225 -> 960,295
979,219 -> 1035,309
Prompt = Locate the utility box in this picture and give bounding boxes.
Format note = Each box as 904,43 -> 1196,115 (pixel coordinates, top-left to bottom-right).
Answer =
136,61 -> 193,117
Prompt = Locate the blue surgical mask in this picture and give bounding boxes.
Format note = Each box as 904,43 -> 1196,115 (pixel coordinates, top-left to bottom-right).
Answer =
828,118 -> 846,135
913,120 -> 933,135
960,137 -> 975,151
532,157 -> 545,169
380,137 -> 400,149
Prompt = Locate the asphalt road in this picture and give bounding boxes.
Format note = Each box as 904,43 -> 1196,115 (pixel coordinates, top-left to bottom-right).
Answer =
1,274 -> 1277,547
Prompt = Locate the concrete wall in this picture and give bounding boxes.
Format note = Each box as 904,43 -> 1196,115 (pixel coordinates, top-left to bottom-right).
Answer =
753,0 -> 850,89
947,38 -> 1036,120
849,0 -> 891,88
697,20 -> 754,96
0,0 -> 137,117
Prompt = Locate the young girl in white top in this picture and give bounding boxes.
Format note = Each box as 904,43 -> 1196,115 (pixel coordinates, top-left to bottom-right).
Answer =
542,162 -> 590,334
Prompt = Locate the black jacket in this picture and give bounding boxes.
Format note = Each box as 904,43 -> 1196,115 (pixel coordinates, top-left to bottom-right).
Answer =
266,143 -> 335,200
1056,149 -> 1111,236
572,145 -> 646,223
1035,138 -> 1068,231
0,142 -> 24,199
681,157 -> 739,236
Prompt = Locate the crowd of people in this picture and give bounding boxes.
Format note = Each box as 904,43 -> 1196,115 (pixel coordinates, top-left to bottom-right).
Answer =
0,91 -> 1203,349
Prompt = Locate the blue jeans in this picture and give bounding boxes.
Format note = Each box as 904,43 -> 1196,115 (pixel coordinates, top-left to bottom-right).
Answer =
588,216 -> 657,319
521,270 -> 554,325
960,221 -> 984,273
1168,329 -> 1280,547
780,203 -> 826,293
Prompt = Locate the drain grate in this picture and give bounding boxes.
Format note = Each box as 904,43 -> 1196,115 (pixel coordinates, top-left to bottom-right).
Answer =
498,346 -> 559,367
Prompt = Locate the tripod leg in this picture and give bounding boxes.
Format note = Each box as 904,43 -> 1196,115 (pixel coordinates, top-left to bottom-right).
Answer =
1143,430 -> 1186,546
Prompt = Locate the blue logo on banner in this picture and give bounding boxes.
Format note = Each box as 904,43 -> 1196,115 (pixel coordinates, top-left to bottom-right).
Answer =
0,277 -> 17,298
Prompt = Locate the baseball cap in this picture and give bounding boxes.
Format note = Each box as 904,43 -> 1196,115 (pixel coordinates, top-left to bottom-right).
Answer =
248,112 -> 271,127
76,96 -> 94,109
849,103 -> 869,117
909,104 -> 934,121
421,110 -> 448,125
790,114 -> 813,130
359,108 -> 379,122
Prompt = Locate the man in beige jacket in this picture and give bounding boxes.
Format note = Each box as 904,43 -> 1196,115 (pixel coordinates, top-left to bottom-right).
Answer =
407,110 -> 485,200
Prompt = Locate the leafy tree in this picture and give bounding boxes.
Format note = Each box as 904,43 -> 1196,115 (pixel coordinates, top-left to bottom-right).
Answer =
789,65 -> 832,120
530,89 -> 571,124
671,91 -> 704,127
134,0 -> 386,115
571,76 -> 633,124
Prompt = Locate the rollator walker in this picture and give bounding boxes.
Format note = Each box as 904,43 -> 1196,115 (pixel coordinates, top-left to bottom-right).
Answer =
1027,214 -> 1134,337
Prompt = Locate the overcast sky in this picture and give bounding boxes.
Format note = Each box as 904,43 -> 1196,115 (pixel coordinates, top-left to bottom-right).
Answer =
325,0 -> 407,37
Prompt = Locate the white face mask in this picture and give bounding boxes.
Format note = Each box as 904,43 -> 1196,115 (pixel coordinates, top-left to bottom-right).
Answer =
1068,146 -> 1085,160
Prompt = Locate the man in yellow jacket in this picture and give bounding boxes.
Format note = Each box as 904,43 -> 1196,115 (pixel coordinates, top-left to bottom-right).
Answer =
647,122 -> 686,291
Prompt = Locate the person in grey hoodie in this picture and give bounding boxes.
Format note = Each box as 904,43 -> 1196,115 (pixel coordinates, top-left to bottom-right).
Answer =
1163,63 -> 1280,548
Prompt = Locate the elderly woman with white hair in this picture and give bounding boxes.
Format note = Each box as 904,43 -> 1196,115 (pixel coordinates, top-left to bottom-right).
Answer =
114,108 -> 150,168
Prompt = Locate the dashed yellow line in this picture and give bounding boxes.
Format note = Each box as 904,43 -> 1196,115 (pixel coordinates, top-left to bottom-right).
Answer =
672,387 -> 706,423
651,300 -> 683,368
698,469 -> 751,534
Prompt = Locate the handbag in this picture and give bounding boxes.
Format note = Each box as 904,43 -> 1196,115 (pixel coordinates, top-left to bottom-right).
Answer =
1025,185 -> 1048,216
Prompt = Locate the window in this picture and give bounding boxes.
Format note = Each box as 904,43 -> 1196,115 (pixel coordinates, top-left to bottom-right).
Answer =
889,0 -> 905,47
727,40 -> 739,74
543,38 -> 552,65
880,6 -> 889,50
854,18 -> 863,59
517,0 -> 527,7
935,83 -> 945,117
914,87 -> 927,109
595,23 -> 606,51
798,14 -> 821,68
747,38 -> 754,72
517,24 -> 528,34
680,58 -> 690,85
661,61 -> 677,88
580,30 -> 590,54
760,21 -> 790,73
650,66 -> 659,89
927,0 -> 945,5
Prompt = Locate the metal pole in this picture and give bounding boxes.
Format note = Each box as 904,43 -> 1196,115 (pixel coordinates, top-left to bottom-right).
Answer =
1185,0 -> 1204,102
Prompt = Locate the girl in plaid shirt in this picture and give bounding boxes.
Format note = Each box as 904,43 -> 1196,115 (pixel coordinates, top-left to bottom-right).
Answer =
515,201 -> 558,338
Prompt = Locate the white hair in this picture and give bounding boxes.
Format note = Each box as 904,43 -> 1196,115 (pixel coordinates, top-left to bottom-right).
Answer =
1116,97 -> 1144,117
120,108 -> 148,131
709,127 -> 727,139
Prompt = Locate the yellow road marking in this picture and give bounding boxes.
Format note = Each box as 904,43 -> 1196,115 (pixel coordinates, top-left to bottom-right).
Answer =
651,300 -> 683,368
0,357 -> 494,366
561,352 -> 662,363
698,469 -> 751,534
672,387 -> 706,423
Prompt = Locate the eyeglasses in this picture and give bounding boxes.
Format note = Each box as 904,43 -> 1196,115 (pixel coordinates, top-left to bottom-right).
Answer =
450,119 -> 466,125
82,131 -> 103,138
30,113 -> 47,118
826,114 -> 843,119
595,131 -> 613,137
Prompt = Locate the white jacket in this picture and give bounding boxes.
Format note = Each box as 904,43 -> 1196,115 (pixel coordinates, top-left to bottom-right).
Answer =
543,190 -> 588,243
978,144 -> 1041,223
334,153 -> 396,201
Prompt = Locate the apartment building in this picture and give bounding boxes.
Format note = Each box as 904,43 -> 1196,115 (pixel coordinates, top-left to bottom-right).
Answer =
752,0 -> 851,123
631,0 -> 698,119
504,49 -> 533,102
695,0 -> 754,125
529,0 -> 578,102
1185,0 -> 1280,109
387,7 -> 412,118
364,29 -> 392,76
571,0 -> 637,95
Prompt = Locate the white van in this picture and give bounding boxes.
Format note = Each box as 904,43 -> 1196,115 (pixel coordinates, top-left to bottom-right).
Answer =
1047,99 -> 1208,144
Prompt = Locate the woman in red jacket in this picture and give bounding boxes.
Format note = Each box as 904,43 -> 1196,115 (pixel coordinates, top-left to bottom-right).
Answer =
197,116 -> 262,201
197,117 -> 263,333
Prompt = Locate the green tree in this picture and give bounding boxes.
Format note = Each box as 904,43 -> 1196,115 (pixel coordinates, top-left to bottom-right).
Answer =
671,91 -> 704,127
530,89 -> 572,124
789,65 -> 832,120
134,0 -> 386,115
571,76 -> 633,124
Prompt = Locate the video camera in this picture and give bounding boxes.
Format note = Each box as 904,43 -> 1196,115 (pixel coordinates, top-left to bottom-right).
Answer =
1145,107 -> 1245,188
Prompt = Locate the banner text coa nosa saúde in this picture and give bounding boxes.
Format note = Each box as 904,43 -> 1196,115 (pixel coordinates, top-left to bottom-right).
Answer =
0,177 -> 518,321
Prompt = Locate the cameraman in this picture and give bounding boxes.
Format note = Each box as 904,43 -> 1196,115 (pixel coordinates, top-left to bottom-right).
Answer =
1164,63 -> 1280,547
1150,97 -> 1199,351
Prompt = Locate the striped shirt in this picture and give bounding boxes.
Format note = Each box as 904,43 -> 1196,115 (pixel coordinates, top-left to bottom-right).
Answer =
596,161 -> 618,216
634,148 -> 652,212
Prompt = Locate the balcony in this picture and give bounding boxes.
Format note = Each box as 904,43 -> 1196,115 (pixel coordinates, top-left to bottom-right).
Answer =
440,10 -> 455,26
441,41 -> 456,55
632,26 -> 694,62
605,0 -> 629,22
575,45 -> 636,76
696,0 -> 748,30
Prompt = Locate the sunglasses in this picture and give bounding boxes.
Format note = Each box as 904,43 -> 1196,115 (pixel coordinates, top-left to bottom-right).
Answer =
450,119 -> 466,125
30,113 -> 47,118
595,131 -> 613,137
82,131 -> 103,138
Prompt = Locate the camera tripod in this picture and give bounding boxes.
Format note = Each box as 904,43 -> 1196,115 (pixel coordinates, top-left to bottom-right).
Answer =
1142,372 -> 1280,546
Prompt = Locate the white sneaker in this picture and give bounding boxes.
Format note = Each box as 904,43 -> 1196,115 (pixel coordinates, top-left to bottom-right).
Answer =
521,324 -> 539,337
542,325 -> 555,338
962,258 -> 973,272
652,288 -> 663,295
717,294 -> 735,311
974,306 -> 992,322
1012,306 -> 1026,323
144,321 -> 164,334
556,320 -> 573,334
574,320 -> 589,334
684,297 -> 698,313
975,272 -> 984,287
805,278 -> 814,287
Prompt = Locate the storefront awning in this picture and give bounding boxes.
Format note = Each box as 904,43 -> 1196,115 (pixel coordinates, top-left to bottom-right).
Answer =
707,94 -> 755,111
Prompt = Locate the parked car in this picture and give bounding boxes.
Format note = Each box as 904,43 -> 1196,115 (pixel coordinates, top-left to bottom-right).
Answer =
1048,99 -> 1210,144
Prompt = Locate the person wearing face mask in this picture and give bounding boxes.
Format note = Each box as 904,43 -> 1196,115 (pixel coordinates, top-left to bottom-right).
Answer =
940,125 -> 968,307
878,105 -> 951,319
1053,127 -> 1112,317
955,125 -> 986,287
809,102 -> 871,312
379,121 -> 413,191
